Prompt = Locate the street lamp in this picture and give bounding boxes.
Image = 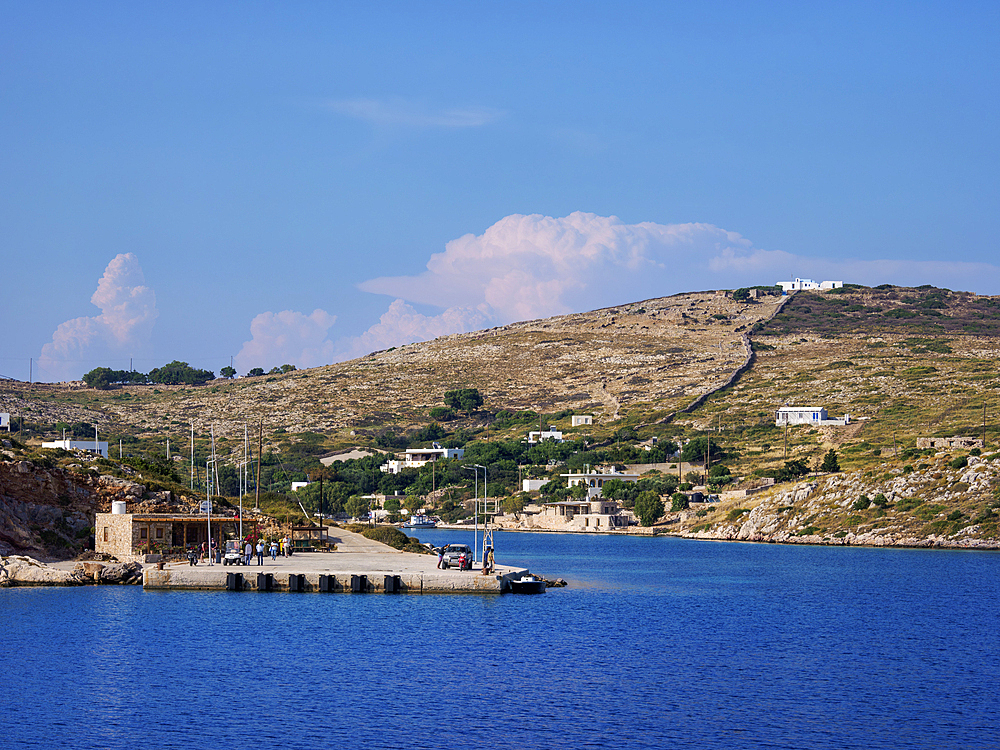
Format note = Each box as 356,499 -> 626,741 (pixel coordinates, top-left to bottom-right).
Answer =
464,464 -> 486,565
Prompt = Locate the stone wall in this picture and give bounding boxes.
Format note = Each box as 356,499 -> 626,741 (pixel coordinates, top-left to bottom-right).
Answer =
916,437 -> 984,450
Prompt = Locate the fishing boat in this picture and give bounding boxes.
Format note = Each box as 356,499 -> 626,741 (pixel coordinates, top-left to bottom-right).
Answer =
401,515 -> 437,530
508,574 -> 547,594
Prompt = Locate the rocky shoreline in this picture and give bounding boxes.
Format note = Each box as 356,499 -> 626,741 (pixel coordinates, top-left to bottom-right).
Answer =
0,556 -> 143,586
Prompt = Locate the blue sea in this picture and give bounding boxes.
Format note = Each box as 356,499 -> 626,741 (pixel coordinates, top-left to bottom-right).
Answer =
2,531 -> 999,750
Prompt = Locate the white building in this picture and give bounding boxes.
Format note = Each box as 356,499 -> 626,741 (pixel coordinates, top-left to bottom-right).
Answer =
528,426 -> 564,444
775,406 -> 850,427
380,444 -> 465,474
562,468 -> 641,498
776,278 -> 844,292
291,481 -> 310,491
571,415 -> 593,426
41,439 -> 110,458
522,479 -> 549,492
0,413 -> 8,431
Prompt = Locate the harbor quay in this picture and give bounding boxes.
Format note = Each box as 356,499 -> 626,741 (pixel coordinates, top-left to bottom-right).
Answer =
142,526 -> 528,594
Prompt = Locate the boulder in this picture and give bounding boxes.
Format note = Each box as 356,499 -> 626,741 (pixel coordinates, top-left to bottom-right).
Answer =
0,556 -> 85,586
95,562 -> 143,585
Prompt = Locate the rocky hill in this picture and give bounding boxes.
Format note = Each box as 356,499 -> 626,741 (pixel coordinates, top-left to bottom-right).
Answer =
0,290 -> 786,444
2,283 -> 1000,552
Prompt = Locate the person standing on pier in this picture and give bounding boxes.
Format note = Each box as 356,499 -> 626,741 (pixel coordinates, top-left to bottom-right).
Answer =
244,541 -> 252,566
256,541 -> 264,565
270,541 -> 278,561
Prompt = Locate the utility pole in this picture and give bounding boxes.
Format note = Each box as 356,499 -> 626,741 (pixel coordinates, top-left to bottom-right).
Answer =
255,418 -> 263,511
984,402 -> 988,448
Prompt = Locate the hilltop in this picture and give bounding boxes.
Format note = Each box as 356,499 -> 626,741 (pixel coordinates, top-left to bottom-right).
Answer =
2,283 -> 1000,553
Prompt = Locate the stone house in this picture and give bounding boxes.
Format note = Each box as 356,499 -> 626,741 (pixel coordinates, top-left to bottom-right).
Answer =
915,437 -> 985,450
95,509 -> 240,562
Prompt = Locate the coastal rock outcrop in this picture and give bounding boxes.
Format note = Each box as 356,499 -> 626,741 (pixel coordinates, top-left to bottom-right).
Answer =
0,556 -> 144,586
677,455 -> 1000,549
0,555 -> 86,586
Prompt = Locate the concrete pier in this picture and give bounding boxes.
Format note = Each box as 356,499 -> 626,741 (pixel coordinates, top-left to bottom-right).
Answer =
142,526 -> 528,594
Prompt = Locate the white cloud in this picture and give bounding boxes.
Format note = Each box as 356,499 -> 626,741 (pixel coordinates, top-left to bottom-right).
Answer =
336,299 -> 487,360
234,309 -> 337,373
237,213 -> 1000,371
359,212 -> 760,321
38,253 -> 158,382
356,211 -> 1000,344
326,97 -> 503,128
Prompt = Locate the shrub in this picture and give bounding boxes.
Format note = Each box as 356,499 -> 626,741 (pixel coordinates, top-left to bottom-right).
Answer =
852,495 -> 871,511
951,455 -> 968,470
671,493 -> 690,512
872,494 -> 889,508
429,406 -> 456,421
361,525 -> 412,550
726,508 -> 750,522
896,498 -> 924,512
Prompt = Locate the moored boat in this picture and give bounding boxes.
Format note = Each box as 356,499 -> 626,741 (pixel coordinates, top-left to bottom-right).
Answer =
401,515 -> 437,529
508,574 -> 547,594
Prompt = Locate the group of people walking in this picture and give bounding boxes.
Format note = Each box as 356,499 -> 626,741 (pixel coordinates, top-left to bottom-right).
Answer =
243,536 -> 294,565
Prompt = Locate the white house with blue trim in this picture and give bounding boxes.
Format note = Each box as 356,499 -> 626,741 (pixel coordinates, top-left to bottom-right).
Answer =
775,406 -> 850,427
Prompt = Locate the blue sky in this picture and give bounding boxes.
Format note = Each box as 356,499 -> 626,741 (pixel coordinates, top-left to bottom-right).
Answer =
2,1 -> 998,382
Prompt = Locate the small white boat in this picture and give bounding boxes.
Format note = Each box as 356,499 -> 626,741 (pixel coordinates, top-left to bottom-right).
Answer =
401,516 -> 437,529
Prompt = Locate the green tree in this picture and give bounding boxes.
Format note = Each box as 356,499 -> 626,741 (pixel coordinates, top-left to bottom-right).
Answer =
503,493 -> 527,516
680,436 -> 724,464
402,491 -> 424,515
444,388 -> 484,414
820,449 -> 840,472
732,287 -> 751,301
634,490 -> 664,527
280,364 -> 297,373
220,366 -> 236,379
148,361 -> 214,385
671,492 -> 690,512
346,494 -> 370,520
82,367 -> 117,390
247,367 -> 265,377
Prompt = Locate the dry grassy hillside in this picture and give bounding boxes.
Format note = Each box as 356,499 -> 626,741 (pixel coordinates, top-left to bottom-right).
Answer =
1,291 -> 785,444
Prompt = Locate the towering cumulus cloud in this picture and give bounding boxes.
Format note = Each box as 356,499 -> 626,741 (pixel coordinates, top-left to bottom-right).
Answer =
242,212 -> 1000,367
234,309 -> 338,374
354,212 -> 763,342
39,253 -> 158,382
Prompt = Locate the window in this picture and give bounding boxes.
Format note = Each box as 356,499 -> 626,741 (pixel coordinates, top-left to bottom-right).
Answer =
156,527 -> 164,539
140,528 -> 147,540
103,528 -> 108,542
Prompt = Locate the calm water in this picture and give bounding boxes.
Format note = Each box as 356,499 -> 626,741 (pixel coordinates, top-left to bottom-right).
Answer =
2,531 -> 999,750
